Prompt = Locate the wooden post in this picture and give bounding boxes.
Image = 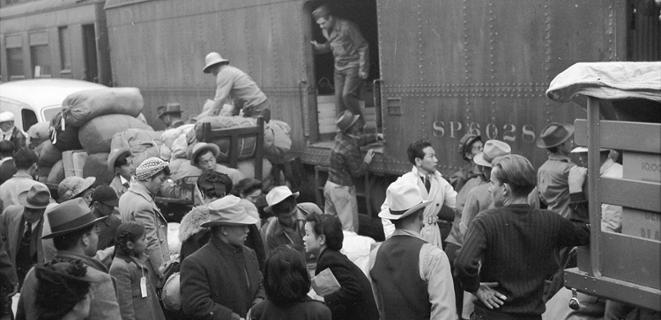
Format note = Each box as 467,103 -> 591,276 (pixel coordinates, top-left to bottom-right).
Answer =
587,97 -> 602,277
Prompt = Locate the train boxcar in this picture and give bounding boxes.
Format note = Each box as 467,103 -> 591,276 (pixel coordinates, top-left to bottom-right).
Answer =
0,0 -> 112,85
103,0 -> 659,214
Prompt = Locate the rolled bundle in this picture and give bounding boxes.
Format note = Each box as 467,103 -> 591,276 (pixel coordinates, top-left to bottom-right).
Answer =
62,87 -> 143,127
78,114 -> 152,154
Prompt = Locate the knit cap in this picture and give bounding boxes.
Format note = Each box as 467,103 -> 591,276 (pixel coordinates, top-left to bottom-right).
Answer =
135,157 -> 169,180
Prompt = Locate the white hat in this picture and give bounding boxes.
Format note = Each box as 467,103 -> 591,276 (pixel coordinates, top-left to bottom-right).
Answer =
473,140 -> 511,167
0,111 -> 14,123
264,186 -> 299,213
378,179 -> 430,220
202,195 -> 259,227
203,52 -> 230,73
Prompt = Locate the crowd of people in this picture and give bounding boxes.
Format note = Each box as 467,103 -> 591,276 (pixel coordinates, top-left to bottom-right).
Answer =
0,3 -> 658,320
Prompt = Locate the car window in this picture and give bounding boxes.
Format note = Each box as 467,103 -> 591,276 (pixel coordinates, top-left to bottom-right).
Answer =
21,109 -> 38,131
42,105 -> 61,123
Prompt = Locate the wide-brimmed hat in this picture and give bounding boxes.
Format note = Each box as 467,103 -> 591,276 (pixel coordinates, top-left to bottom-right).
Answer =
201,195 -> 259,227
157,103 -> 182,119
190,142 -> 220,166
264,185 -> 299,213
18,184 -> 51,209
473,140 -> 511,167
135,157 -> 169,181
0,111 -> 14,123
58,177 -> 96,202
107,148 -> 131,172
378,180 -> 430,220
42,198 -> 106,239
336,110 -> 360,133
458,133 -> 482,160
91,185 -> 119,207
536,122 -> 574,149
203,52 -> 230,73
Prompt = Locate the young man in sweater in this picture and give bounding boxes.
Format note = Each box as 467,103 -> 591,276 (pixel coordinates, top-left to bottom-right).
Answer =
455,154 -> 590,319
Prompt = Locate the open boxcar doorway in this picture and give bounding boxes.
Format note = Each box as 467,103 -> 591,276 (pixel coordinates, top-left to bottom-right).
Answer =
306,0 -> 381,142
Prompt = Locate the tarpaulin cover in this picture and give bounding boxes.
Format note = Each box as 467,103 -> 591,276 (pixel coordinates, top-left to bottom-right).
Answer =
546,62 -> 661,103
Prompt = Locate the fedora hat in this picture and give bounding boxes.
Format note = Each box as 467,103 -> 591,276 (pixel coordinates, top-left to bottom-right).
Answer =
107,148 -> 131,172
536,122 -> 574,149
473,140 -> 511,167
264,185 -> 299,213
157,103 -> 182,119
18,184 -> 51,209
379,179 -> 430,220
42,198 -> 106,239
336,110 -> 360,133
203,52 -> 230,73
58,177 -> 96,202
190,142 -> 220,166
201,195 -> 259,227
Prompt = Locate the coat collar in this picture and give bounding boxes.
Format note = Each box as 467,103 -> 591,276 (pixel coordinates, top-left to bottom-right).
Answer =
57,250 -> 109,273
210,234 -> 244,256
411,166 -> 442,181
547,153 -> 572,162
128,181 -> 154,202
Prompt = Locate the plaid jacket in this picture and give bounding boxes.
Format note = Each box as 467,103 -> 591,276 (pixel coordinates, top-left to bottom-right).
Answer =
328,133 -> 377,186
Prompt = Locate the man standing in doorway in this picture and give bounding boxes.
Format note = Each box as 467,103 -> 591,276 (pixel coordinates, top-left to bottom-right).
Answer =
311,5 -> 369,127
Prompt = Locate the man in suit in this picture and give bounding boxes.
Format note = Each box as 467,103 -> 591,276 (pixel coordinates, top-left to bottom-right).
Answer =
380,139 -> 457,248
0,184 -> 53,287
303,213 -> 378,320
369,180 -> 456,320
17,198 -> 121,320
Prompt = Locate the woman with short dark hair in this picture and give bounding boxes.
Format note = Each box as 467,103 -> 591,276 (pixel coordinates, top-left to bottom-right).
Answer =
248,246 -> 331,320
303,213 -> 379,320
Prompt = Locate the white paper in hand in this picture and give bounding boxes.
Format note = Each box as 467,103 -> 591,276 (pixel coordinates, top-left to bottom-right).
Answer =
311,268 -> 341,297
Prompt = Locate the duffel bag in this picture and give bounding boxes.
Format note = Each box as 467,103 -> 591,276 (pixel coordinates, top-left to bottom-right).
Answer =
110,128 -> 162,155
62,87 -> 144,127
27,122 -> 51,146
263,119 -> 292,162
168,158 -> 202,182
50,112 -> 82,151
83,153 -> 113,186
79,114 -> 153,154
128,145 -> 161,174
47,160 -> 65,185
36,140 -> 62,168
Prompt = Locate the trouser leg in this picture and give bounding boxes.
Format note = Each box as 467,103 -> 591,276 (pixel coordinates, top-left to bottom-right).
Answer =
341,67 -> 365,128
325,181 -> 358,232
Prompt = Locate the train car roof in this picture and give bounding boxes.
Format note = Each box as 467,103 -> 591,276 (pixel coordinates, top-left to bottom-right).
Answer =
0,78 -> 106,109
546,62 -> 661,103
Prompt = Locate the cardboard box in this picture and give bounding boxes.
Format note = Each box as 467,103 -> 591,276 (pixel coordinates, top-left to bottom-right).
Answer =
623,152 -> 661,183
621,207 -> 661,242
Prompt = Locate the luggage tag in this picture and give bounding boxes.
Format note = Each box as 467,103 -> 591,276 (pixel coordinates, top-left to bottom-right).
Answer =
140,276 -> 148,298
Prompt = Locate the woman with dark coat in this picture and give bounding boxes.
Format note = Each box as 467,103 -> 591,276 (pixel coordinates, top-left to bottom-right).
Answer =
247,246 -> 331,320
303,213 -> 379,320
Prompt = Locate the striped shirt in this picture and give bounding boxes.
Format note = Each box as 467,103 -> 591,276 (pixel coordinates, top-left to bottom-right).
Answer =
455,204 -> 590,316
